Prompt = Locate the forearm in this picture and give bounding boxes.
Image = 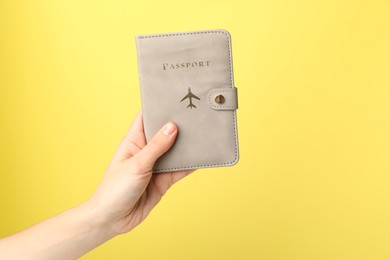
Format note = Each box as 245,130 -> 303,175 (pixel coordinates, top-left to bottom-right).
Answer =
0,115 -> 188,259
0,202 -> 116,260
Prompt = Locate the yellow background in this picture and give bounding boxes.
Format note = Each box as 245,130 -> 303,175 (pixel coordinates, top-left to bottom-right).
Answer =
1,0 -> 390,259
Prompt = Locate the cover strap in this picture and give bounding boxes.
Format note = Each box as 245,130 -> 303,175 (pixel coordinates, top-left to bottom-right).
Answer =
207,87 -> 238,110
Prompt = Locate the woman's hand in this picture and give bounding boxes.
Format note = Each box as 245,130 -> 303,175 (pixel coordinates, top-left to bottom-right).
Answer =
0,111 -> 194,260
86,111 -> 194,235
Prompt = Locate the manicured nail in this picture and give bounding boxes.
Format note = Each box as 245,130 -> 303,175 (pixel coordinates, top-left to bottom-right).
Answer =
162,122 -> 175,136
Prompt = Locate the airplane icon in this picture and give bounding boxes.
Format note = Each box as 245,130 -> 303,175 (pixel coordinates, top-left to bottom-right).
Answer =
180,88 -> 200,109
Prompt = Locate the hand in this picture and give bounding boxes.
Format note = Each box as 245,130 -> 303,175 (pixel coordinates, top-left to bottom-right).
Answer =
85,111 -> 194,235
0,111 -> 193,260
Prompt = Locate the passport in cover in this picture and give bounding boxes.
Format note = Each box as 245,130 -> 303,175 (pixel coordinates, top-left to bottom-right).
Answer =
135,29 -> 239,172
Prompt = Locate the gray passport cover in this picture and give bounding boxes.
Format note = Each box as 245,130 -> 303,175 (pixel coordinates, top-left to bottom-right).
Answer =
135,29 -> 239,172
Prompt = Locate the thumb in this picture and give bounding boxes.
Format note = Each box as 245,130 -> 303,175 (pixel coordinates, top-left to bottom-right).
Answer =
133,121 -> 178,170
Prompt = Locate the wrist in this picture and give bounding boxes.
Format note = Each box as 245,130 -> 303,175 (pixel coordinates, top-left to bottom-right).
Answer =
76,200 -> 118,242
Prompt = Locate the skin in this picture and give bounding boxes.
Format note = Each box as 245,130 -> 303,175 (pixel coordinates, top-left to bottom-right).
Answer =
0,111 -> 194,259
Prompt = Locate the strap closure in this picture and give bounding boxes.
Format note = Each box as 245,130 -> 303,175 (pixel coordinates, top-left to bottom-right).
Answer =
207,87 -> 238,110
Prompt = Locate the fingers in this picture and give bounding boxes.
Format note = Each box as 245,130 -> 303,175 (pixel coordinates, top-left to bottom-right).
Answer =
123,111 -> 146,148
170,169 -> 195,184
113,111 -> 146,161
154,169 -> 195,194
146,169 -> 195,204
132,122 -> 178,170
128,111 -> 144,137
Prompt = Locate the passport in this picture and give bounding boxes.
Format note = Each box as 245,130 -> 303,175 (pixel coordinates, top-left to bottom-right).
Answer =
135,29 -> 239,172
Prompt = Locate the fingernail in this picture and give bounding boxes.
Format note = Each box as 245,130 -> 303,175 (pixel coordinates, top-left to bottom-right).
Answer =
162,122 -> 175,136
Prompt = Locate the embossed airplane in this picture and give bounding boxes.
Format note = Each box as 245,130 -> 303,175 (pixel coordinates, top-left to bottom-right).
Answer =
180,88 -> 200,109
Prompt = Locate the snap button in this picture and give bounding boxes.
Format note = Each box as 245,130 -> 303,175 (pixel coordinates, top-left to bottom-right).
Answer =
215,95 -> 225,104
207,87 -> 238,110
